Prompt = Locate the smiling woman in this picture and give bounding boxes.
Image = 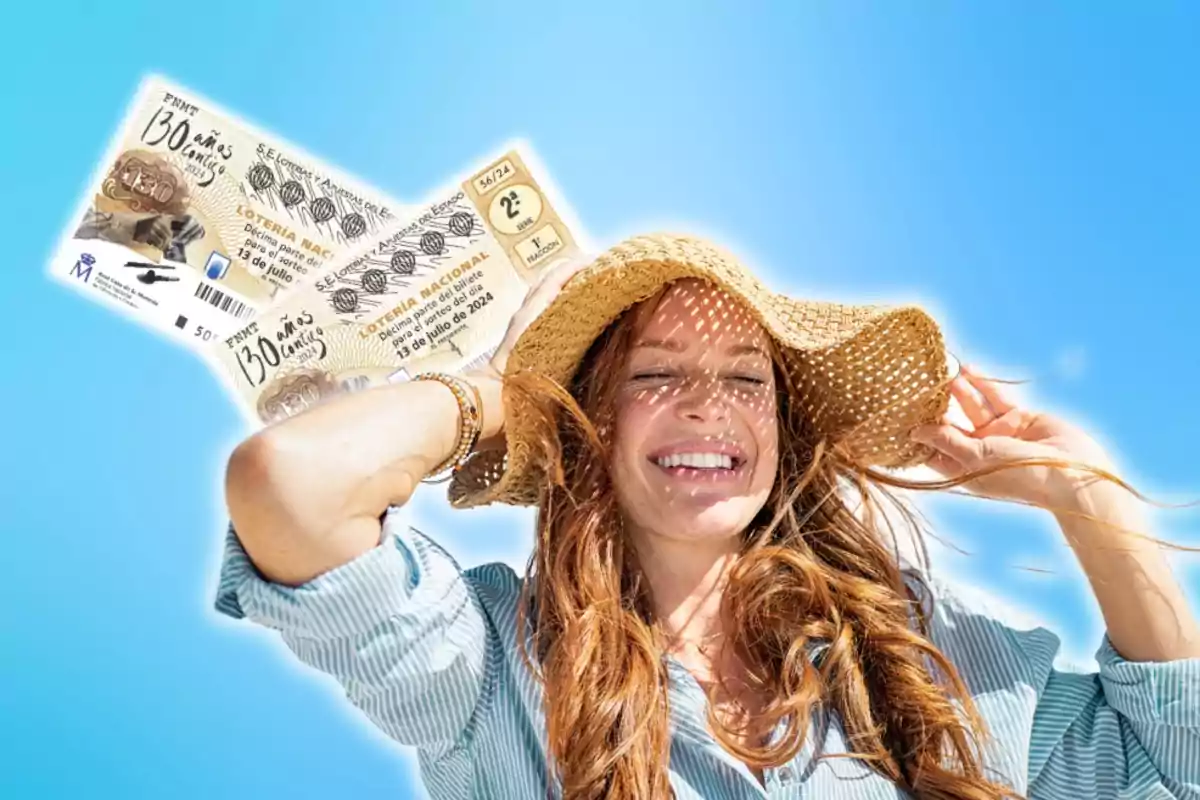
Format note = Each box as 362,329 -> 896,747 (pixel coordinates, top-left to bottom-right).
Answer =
216,233 -> 1200,800
613,282 -> 781,548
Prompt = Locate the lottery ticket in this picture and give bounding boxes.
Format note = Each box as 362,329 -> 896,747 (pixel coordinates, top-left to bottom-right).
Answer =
213,144 -> 588,424
48,75 -> 408,353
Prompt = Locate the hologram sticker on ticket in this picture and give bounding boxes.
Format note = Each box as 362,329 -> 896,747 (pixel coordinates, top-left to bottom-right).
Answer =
48,75 -> 408,353
214,145 -> 589,425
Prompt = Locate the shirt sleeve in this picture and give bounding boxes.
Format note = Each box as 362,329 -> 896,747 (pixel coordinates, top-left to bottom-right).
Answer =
213,506 -> 494,760
915,569 -> 1200,799
1029,635 -> 1200,799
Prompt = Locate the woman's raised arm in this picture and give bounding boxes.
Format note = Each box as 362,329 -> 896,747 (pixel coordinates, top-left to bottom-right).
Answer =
225,371 -> 503,586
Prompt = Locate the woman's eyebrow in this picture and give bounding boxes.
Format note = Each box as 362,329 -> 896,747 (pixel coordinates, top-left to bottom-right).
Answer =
726,343 -> 771,359
632,338 -> 686,352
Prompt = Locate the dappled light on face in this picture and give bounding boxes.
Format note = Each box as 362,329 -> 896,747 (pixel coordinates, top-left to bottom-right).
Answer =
609,279 -> 782,543
624,280 -> 777,413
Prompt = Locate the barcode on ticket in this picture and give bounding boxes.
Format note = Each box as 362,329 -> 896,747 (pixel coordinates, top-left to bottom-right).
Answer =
194,282 -> 253,319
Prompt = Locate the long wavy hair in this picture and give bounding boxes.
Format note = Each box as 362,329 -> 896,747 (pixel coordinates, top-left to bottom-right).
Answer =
504,286 -> 1136,800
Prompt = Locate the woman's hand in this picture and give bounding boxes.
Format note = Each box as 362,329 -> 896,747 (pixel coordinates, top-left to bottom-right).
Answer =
488,258 -> 589,377
912,368 -> 1200,664
910,364 -> 1117,509
462,257 -> 589,442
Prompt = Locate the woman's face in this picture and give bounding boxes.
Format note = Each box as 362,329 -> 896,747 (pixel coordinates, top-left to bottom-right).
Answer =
610,280 -> 780,546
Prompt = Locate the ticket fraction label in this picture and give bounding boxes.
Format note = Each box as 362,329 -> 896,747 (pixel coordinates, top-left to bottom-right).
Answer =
48,75 -> 406,352
214,147 -> 584,425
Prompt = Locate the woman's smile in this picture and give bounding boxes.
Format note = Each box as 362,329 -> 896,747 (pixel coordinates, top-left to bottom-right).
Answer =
645,440 -> 750,487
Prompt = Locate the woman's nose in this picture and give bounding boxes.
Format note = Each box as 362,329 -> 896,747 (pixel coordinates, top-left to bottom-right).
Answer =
673,377 -> 731,423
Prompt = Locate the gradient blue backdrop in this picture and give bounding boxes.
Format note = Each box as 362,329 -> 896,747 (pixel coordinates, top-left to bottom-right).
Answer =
4,3 -> 1198,798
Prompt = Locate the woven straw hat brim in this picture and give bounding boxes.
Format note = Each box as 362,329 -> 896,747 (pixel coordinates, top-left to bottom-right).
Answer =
449,234 -> 951,509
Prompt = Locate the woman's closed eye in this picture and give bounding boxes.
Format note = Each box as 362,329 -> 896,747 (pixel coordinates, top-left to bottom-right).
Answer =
630,369 -> 679,383
629,369 -> 769,388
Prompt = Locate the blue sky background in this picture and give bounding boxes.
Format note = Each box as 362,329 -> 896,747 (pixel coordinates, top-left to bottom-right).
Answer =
3,3 -> 1198,798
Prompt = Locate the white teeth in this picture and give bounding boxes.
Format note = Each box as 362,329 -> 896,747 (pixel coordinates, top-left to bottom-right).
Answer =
654,452 -> 735,470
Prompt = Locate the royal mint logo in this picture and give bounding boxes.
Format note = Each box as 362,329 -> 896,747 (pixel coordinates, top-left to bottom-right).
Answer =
71,253 -> 96,283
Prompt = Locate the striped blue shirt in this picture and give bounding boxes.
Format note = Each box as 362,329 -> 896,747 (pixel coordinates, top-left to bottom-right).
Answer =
214,506 -> 1200,798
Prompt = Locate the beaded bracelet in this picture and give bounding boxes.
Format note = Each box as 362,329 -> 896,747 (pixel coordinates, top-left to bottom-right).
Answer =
414,372 -> 484,483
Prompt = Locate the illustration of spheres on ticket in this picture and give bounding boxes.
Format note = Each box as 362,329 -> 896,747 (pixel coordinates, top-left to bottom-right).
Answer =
279,180 -> 306,207
341,212 -> 367,238
362,269 -> 387,294
247,164 -> 275,192
310,197 -> 336,223
448,212 -> 474,237
391,250 -> 416,275
331,287 -> 358,313
420,231 -> 445,255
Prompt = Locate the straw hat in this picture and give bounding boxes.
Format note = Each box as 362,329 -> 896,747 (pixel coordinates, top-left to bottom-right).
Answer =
449,233 -> 951,509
